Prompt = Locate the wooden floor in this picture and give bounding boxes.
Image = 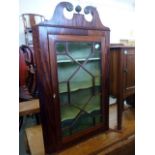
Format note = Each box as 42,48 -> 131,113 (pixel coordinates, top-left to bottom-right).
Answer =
25,104 -> 135,155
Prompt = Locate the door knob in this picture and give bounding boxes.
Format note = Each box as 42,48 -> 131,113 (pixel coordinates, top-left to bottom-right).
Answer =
124,50 -> 128,55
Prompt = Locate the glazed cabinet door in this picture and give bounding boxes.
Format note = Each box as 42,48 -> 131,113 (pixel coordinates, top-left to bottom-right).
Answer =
48,35 -> 109,141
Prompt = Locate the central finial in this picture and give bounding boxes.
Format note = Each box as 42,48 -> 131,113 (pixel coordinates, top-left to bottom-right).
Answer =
75,5 -> 82,13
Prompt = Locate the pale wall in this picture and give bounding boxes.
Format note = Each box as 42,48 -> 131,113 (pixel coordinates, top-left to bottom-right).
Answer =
19,0 -> 135,45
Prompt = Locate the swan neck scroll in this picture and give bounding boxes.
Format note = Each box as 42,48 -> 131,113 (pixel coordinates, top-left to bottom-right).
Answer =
51,2 -> 73,21
43,1 -> 109,31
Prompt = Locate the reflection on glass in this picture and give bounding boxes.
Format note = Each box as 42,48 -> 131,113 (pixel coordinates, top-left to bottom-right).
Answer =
56,41 -> 102,137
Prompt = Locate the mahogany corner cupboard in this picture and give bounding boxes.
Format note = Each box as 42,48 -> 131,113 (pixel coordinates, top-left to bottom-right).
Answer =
32,2 -> 110,154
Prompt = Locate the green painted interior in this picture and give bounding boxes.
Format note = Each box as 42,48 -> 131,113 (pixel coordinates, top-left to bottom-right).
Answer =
56,41 -> 103,137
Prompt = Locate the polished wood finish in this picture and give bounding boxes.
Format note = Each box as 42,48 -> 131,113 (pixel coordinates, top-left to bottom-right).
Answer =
25,104 -> 135,155
32,2 -> 110,154
110,45 -> 135,129
41,2 -> 109,30
97,135 -> 134,155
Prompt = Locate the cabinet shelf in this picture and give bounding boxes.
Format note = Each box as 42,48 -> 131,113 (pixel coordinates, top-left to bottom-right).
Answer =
57,57 -> 100,63
61,101 -> 100,122
60,86 -> 101,122
61,105 -> 101,137
59,77 -> 100,93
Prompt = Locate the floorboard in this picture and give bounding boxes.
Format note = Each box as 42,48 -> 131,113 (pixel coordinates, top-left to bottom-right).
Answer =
25,104 -> 135,155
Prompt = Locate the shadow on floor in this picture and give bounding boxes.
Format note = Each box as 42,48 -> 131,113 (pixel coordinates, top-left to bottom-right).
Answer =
19,115 -> 38,155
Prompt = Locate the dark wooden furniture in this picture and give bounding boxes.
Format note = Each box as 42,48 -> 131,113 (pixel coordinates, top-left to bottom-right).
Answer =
33,2 -> 110,154
110,45 -> 135,129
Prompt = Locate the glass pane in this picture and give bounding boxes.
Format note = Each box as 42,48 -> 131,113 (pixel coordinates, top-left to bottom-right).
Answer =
56,41 -> 102,137
68,42 -> 92,60
56,42 -> 66,53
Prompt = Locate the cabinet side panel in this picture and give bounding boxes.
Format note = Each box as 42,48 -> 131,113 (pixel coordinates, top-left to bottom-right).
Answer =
109,48 -> 119,97
123,48 -> 135,98
101,31 -> 110,130
34,26 -> 60,153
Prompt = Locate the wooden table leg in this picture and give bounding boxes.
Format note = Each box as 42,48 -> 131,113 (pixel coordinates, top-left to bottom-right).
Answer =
19,116 -> 24,131
117,98 -> 124,130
